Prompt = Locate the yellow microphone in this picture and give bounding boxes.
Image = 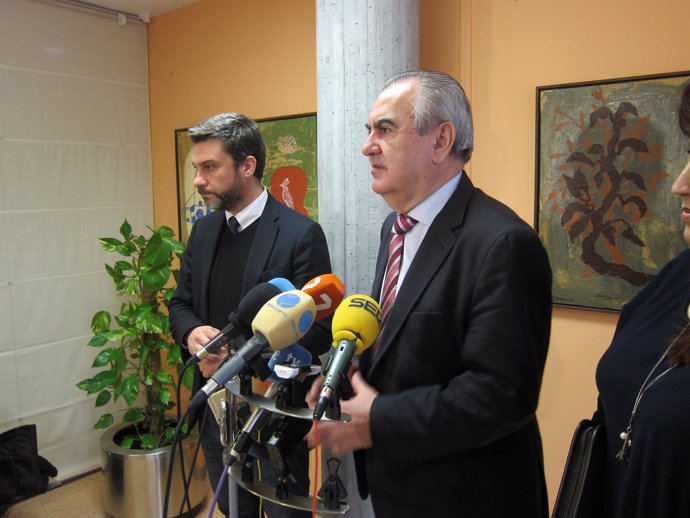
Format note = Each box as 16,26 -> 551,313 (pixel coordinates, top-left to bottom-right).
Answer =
313,295 -> 381,420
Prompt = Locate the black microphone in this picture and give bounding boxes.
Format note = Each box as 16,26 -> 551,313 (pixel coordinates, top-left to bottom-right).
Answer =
186,279 -> 295,366
188,290 -> 316,410
225,343 -> 315,467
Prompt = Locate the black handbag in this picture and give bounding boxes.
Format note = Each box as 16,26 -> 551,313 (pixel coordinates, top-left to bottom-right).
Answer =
551,419 -> 605,518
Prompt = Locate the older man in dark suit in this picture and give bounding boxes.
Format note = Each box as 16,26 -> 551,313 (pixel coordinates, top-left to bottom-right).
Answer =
169,113 -> 332,518
311,71 -> 552,518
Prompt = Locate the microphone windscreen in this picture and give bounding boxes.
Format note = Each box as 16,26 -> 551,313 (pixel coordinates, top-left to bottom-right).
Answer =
331,295 -> 381,355
252,290 -> 316,350
268,277 -> 296,292
301,273 -> 346,320
236,282 -> 282,329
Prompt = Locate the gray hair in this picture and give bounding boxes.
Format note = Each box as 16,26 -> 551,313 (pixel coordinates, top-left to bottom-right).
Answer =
188,112 -> 266,179
381,70 -> 474,163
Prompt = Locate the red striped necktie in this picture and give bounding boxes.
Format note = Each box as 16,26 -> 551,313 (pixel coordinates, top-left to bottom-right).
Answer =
374,213 -> 417,354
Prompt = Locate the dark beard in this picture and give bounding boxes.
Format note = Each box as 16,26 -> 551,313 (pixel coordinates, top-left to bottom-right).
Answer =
200,166 -> 243,211
212,188 -> 243,212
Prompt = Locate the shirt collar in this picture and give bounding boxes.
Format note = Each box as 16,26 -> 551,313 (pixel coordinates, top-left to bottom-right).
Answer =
225,188 -> 268,233
407,171 -> 463,227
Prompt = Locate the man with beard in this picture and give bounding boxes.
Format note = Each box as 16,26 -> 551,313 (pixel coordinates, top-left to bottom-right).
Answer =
169,113 -> 332,518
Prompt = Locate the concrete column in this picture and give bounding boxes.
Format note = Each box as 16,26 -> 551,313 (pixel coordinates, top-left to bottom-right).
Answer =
316,2 -> 419,516
317,0 -> 419,296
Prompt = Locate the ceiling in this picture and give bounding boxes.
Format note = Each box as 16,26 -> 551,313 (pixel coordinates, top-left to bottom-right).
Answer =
89,0 -> 201,18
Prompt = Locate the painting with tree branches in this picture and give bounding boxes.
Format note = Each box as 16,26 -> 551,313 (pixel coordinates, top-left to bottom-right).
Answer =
536,72 -> 690,311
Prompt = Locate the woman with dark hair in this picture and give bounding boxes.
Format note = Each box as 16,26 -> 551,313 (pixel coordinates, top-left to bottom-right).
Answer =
595,80 -> 690,517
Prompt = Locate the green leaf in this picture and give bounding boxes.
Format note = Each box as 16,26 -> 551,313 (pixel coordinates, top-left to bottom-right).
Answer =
91,311 -> 112,334
105,264 -> 125,286
141,267 -> 170,292
142,232 -> 173,268
123,407 -> 144,423
132,303 -> 152,324
181,367 -> 194,391
104,329 -> 126,342
121,375 -> 139,405
99,237 -> 123,252
120,436 -> 135,449
164,289 -> 175,304
92,347 -> 123,368
124,277 -> 140,297
156,372 -> 174,385
76,378 -> 100,395
93,370 -> 118,388
134,309 -> 164,334
114,260 -> 134,272
167,344 -> 182,365
170,240 -> 186,255
164,427 -> 176,443
157,226 -> 175,239
94,414 -> 114,429
140,434 -> 156,449
95,390 -> 111,407
88,333 -> 109,347
120,220 -> 132,240
158,388 -> 171,406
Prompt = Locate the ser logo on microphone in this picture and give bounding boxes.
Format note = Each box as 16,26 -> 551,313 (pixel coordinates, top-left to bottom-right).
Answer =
348,296 -> 382,323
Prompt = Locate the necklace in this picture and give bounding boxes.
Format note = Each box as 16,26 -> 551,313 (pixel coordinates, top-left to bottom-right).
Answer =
616,322 -> 689,462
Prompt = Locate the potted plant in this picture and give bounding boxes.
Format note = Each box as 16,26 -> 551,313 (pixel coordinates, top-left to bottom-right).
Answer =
77,220 -> 206,518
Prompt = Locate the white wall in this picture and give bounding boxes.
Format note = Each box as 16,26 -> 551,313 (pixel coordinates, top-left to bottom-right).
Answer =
0,0 -> 152,480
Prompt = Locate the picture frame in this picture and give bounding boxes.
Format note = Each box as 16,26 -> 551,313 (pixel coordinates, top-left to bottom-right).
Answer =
535,71 -> 690,311
175,113 -> 318,243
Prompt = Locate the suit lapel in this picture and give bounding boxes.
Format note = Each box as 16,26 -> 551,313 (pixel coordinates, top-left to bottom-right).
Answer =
241,195 -> 279,294
368,174 -> 475,377
197,211 -> 226,321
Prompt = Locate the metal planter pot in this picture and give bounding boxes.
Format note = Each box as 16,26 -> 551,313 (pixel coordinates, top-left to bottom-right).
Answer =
100,423 -> 207,518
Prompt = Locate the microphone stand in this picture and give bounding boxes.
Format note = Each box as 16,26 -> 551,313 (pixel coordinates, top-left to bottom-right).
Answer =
318,457 -> 348,511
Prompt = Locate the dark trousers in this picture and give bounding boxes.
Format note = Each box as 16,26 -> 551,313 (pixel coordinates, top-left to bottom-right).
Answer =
200,405 -> 312,518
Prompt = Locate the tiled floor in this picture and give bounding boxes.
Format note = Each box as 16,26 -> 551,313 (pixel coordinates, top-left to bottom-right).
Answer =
7,471 -> 224,518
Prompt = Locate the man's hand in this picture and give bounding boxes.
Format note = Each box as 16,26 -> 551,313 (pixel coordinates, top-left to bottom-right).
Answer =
187,325 -> 227,378
307,371 -> 378,458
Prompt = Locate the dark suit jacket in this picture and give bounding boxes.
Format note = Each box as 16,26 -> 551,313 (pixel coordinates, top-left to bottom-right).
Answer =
169,195 -> 333,399
357,174 -> 552,518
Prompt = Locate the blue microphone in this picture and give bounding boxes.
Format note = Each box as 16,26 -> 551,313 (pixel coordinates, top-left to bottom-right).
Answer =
268,277 -> 295,292
267,343 -> 319,382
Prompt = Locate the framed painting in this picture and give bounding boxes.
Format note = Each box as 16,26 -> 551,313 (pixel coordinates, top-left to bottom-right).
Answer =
536,71 -> 690,311
175,113 -> 318,243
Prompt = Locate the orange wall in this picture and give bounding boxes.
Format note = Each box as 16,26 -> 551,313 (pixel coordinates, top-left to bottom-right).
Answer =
148,0 -> 690,510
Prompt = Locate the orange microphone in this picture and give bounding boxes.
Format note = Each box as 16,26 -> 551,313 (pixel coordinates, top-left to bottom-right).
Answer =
301,273 -> 346,320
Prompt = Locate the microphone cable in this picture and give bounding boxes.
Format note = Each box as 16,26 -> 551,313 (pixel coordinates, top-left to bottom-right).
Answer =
311,418 -> 319,518
162,403 -> 194,518
173,360 -> 200,518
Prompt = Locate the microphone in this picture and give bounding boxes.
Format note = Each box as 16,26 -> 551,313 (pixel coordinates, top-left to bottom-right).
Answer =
186,280 -> 293,366
189,290 -> 316,409
301,274 -> 346,320
226,343 -> 314,467
267,343 -> 319,382
226,383 -> 279,467
268,277 -> 296,292
313,295 -> 381,421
